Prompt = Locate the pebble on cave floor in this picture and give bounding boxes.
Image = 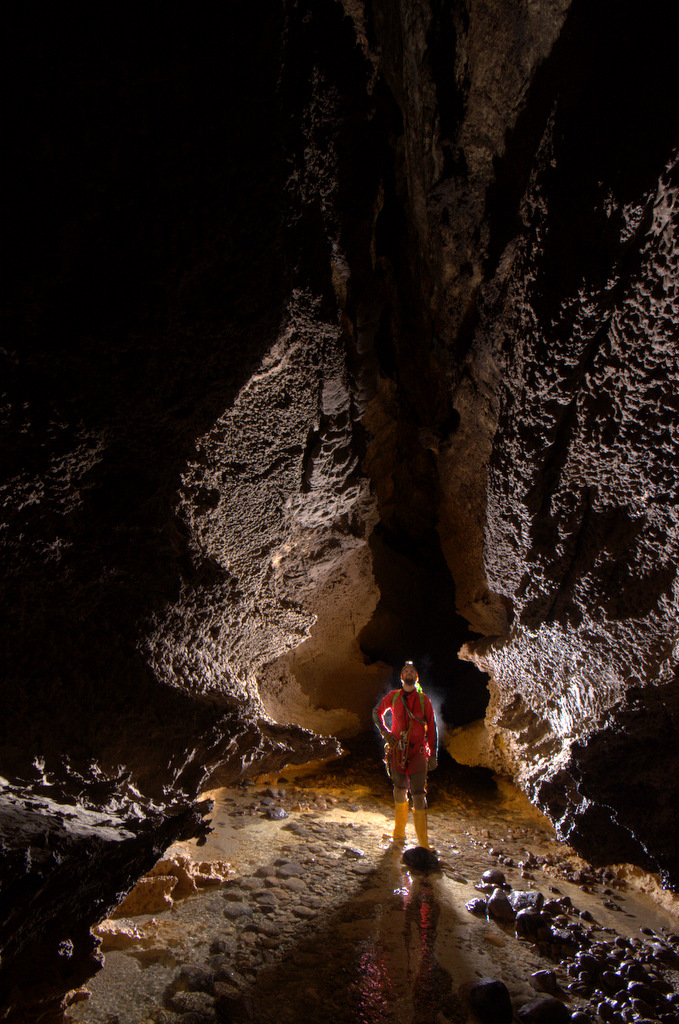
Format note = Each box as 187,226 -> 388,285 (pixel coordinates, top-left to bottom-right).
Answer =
66,750 -> 679,1024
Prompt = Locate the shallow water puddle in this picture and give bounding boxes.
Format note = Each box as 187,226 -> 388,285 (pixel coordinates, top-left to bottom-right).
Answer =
68,755 -> 679,1024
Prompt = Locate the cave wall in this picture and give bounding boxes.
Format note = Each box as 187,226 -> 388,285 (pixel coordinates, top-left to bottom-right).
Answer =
1,4 -> 375,1016
2,0 -> 678,1018
448,1 -> 679,882
266,0 -> 679,889
327,0 -> 677,885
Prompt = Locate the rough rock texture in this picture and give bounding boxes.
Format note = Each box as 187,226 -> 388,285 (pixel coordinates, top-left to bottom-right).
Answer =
343,0 -> 679,889
449,2 -> 679,882
1,5 -> 356,1018
2,0 -> 678,1019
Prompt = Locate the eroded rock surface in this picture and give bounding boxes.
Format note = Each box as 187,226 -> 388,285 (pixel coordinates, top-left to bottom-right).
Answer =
342,0 -> 679,885
448,5 -> 679,881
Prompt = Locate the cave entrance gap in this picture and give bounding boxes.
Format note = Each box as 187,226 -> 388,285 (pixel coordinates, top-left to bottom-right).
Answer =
358,523 -> 489,731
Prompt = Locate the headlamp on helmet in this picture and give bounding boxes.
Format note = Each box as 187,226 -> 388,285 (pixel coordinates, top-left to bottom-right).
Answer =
400,660 -> 419,684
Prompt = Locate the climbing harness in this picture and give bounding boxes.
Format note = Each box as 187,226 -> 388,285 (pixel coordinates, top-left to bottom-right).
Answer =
390,685 -> 428,773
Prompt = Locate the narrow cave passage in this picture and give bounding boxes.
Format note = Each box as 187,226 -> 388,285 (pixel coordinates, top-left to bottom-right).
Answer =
67,742 -> 679,1024
358,524 -> 491,730
3,0 -> 678,1020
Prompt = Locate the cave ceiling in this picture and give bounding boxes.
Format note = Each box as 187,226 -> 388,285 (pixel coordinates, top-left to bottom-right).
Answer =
1,0 -> 678,1018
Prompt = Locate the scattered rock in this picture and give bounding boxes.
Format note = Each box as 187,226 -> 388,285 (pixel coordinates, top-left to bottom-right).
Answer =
212,962 -> 246,987
281,877 -> 307,893
244,918 -> 279,936
254,865 -> 276,878
349,863 -> 375,875
469,978 -> 513,1024
291,905 -> 317,919
254,891 -> 279,909
233,876 -> 261,891
515,909 -> 543,939
628,980 -> 660,1003
402,847 -> 439,871
167,991 -> 215,1015
549,926 -> 580,951
448,871 -> 468,884
342,846 -> 366,860
209,939 -> 236,956
276,861 -> 304,878
223,903 -> 253,921
487,888 -> 515,922
173,964 -> 215,994
529,970 -> 558,995
508,890 -> 544,913
601,969 -> 624,993
214,983 -> 247,1020
516,995 -> 570,1023
481,868 -> 507,886
466,897 -> 488,917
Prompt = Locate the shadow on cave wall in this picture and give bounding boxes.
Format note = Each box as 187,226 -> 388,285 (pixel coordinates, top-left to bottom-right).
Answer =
486,0 -> 679,282
359,524 -> 489,730
566,673 -> 679,888
1,0 -> 388,782
2,5 -> 296,765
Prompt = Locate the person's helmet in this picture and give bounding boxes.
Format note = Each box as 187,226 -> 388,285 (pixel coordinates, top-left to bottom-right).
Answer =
400,661 -> 419,684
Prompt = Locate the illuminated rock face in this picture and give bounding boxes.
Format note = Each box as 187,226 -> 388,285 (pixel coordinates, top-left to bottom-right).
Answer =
358,0 -> 679,884
449,6 -> 679,882
1,0 -> 678,1017
0,5 -> 358,1015
360,0 -> 678,883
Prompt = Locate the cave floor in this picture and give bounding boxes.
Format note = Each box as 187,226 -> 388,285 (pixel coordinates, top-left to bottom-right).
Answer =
67,741 -> 679,1024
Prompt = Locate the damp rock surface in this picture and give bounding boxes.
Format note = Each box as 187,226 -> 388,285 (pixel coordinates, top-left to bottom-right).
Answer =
67,750 -> 679,1024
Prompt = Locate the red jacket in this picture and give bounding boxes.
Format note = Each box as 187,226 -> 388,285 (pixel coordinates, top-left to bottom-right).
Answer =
373,687 -> 437,756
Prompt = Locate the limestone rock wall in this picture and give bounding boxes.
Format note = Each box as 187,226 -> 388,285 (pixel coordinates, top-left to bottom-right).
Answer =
342,0 -> 679,884
433,1 -> 679,881
1,5 -> 371,1017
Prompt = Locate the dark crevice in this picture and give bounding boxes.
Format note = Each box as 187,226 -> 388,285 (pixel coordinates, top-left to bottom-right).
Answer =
486,0 -> 679,284
425,0 -> 467,150
359,524 -> 489,728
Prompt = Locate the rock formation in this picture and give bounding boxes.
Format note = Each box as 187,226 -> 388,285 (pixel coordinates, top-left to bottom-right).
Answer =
1,0 -> 677,1019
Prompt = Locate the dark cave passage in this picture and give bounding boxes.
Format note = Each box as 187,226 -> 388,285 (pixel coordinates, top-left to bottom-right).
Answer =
2,1 -> 678,1021
359,523 -> 490,729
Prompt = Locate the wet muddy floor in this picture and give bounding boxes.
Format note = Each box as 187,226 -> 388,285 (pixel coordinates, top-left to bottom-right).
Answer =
67,741 -> 679,1024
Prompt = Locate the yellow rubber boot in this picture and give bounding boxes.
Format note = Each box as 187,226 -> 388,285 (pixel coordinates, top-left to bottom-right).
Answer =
393,800 -> 409,842
413,808 -> 430,849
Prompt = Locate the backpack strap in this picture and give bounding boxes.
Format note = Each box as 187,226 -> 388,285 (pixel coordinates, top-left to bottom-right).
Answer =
394,686 -> 427,729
